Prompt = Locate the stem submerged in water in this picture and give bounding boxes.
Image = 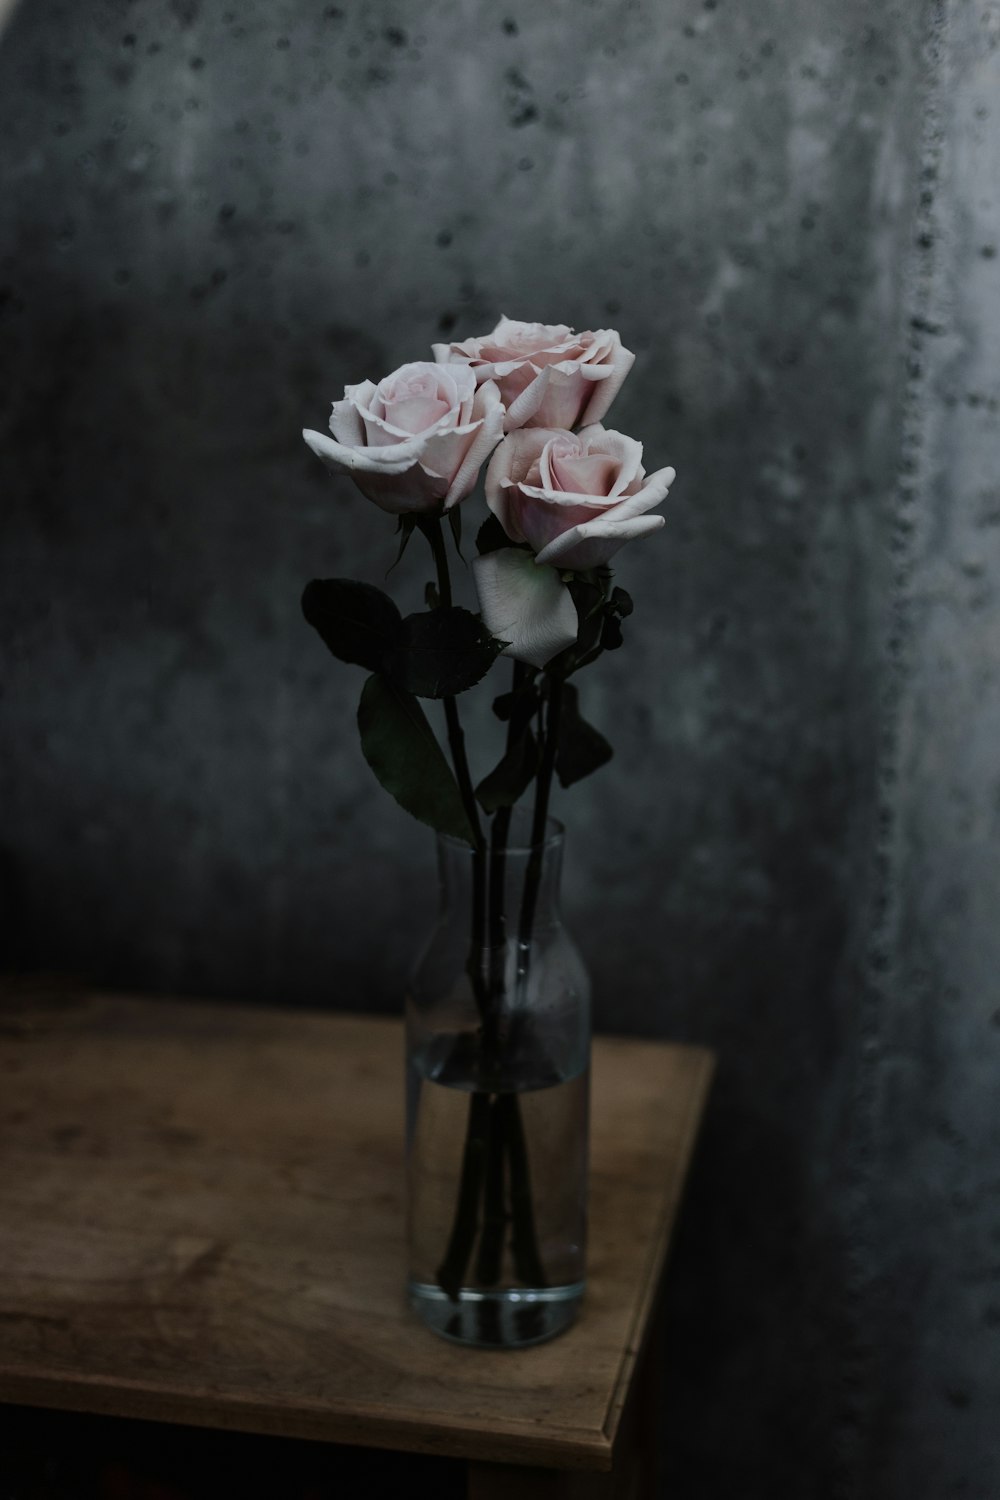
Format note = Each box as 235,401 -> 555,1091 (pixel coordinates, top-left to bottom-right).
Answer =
435,1089 -> 491,1300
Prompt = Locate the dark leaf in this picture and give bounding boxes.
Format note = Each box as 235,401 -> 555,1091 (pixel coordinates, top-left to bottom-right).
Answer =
571,577 -> 607,654
545,578 -> 605,676
386,607 -> 504,698
610,586 -> 633,618
448,504 -> 464,560
601,614 -> 625,651
357,673 -> 475,844
302,579 -> 402,671
425,581 -> 440,610
386,514 -> 417,576
476,514 -> 511,555
555,682 -> 613,788
492,679 -> 540,723
575,577 -> 607,621
475,726 -> 539,813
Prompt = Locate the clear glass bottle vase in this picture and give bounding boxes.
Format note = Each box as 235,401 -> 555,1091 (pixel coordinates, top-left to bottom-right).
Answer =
405,812 -> 591,1348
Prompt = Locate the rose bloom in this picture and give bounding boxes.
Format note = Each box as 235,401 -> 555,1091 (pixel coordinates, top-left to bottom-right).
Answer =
433,316 -> 634,432
484,424 -> 675,571
302,361 -> 504,514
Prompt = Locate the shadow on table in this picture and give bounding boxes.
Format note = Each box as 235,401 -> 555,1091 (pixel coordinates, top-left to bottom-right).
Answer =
0,1405 -> 465,1499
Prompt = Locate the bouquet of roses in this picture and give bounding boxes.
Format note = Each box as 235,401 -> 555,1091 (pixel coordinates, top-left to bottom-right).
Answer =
301,317 -> 674,1326
302,316 -> 673,851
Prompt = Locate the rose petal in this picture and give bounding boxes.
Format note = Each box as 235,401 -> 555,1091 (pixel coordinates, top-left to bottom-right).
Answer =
578,338 -> 635,426
574,425 -> 645,495
534,514 -> 666,570
549,356 -> 612,378
550,452 -> 619,496
503,364 -> 553,430
378,361 -> 460,408
342,378 -> 379,411
524,366 -> 591,430
603,465 -> 676,521
329,398 -> 364,447
380,393 -> 453,435
303,427 -> 424,475
443,379 -> 506,508
491,315 -> 574,349
356,464 -> 448,514
508,490 -> 603,556
485,429 -> 557,536
303,429 -> 449,513
472,547 -> 579,669
516,482 -> 619,508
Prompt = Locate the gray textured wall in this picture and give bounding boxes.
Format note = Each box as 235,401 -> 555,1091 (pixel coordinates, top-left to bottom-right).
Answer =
1,2 -> 997,1496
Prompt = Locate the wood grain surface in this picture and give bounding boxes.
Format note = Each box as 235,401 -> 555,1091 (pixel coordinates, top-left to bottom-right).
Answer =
0,978 -> 712,1471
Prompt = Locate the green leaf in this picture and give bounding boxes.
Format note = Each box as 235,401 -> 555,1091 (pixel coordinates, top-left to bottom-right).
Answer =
475,727 -> 540,813
302,579 -> 402,671
386,607 -> 504,698
476,514 -> 511,555
555,681 -> 613,788
357,673 -> 476,844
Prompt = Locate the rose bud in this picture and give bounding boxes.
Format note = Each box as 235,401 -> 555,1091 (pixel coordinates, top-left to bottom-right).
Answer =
433,316 -> 634,432
485,425 -> 675,571
472,547 -> 580,670
303,361 -> 504,514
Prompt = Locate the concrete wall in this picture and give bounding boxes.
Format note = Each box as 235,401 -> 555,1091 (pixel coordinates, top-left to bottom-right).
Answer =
1,1 -> 997,1495
842,7 -> 1000,1496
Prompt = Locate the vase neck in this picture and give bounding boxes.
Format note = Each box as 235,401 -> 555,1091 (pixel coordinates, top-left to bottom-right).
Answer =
436,817 -> 565,934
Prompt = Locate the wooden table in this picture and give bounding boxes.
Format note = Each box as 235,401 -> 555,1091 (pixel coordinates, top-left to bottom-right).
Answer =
0,978 -> 713,1498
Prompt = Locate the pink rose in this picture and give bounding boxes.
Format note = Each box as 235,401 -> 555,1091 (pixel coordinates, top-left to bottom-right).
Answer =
433,316 -> 634,432
302,361 -> 504,515
484,425 -> 675,571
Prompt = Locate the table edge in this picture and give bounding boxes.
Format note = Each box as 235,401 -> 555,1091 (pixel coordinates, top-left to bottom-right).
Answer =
600,1045 -> 716,1455
0,1365 -> 617,1470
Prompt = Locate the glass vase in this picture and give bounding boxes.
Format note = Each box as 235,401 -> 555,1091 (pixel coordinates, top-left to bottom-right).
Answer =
405,811 -> 591,1348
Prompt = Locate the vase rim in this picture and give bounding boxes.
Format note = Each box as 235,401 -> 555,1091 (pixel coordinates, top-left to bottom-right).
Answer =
439,814 -> 565,857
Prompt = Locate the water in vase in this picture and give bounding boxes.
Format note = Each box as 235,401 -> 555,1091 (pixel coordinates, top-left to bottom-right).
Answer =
407,1040 -> 589,1348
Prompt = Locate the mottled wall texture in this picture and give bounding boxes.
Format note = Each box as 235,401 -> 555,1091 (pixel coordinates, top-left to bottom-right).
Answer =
1,1 -> 997,1496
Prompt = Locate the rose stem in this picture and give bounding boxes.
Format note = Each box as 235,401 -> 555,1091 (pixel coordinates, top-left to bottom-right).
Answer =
422,515 -> 488,1015
516,671 -> 564,997
423,514 -> 493,1299
500,1091 -> 548,1289
494,670 -> 563,1290
435,1089 -> 492,1301
486,661 -> 531,1027
474,660 -> 530,1287
473,1095 -> 507,1286
422,518 -> 484,848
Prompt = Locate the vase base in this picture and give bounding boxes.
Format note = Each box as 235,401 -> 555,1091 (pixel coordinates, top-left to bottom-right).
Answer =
409,1280 -> 584,1349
